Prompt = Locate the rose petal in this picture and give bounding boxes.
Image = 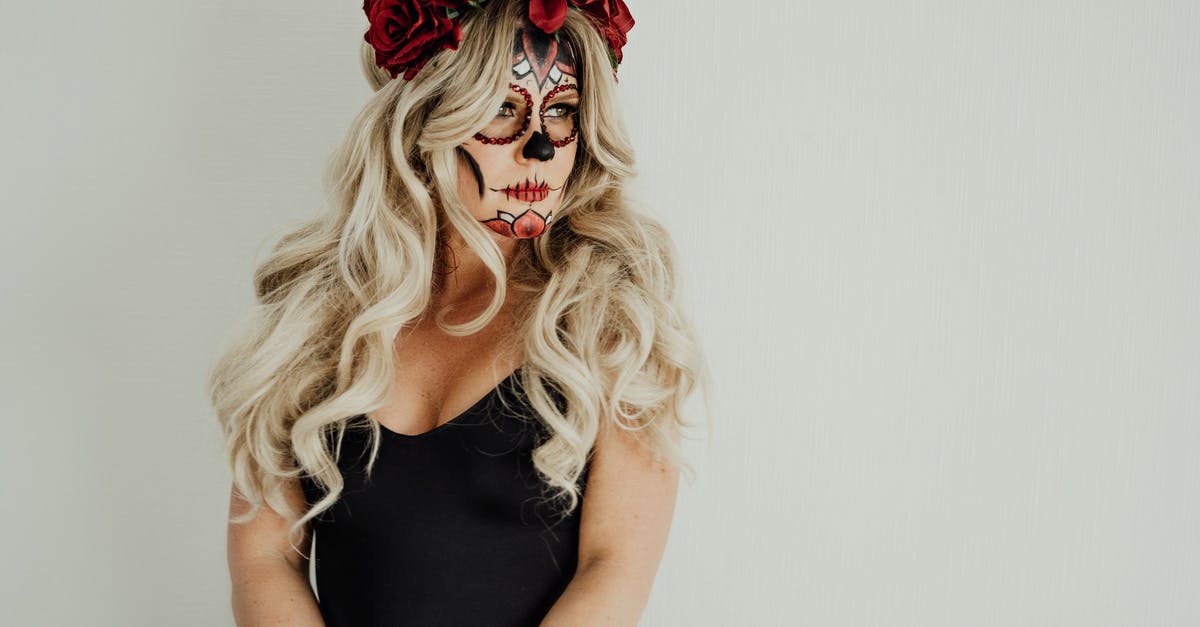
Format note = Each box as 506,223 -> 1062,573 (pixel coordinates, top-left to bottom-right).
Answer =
570,0 -> 635,63
529,0 -> 569,33
363,0 -> 471,79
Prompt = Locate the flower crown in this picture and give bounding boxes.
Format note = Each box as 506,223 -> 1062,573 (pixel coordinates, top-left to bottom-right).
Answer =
362,0 -> 634,81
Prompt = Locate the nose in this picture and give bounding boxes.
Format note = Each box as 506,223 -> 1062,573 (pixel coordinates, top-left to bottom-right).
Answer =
522,131 -> 556,162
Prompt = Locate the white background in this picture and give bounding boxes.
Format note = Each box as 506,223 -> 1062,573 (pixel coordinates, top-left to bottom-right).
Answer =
2,1 -> 1198,625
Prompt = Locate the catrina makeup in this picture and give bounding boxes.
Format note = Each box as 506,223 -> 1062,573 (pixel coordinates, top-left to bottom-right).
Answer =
456,22 -> 580,240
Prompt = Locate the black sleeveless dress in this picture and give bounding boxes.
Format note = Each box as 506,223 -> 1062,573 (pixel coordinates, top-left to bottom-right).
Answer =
299,367 -> 588,627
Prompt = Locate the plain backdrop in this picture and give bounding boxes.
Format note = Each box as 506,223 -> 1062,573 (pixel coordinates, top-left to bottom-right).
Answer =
2,1 -> 1198,626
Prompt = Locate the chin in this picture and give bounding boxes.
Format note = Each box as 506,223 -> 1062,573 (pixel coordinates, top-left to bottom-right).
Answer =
477,201 -> 557,239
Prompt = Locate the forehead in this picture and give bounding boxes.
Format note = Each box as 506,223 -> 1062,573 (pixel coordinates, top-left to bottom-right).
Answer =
509,25 -> 580,94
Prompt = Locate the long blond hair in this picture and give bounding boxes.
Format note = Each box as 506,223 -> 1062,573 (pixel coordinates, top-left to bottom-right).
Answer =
209,0 -> 713,557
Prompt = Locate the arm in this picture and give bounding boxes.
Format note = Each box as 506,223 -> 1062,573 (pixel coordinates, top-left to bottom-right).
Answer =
227,480 -> 326,627
539,419 -> 682,627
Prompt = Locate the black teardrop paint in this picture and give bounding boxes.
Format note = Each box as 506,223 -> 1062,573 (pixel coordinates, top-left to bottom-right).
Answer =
457,147 -> 485,197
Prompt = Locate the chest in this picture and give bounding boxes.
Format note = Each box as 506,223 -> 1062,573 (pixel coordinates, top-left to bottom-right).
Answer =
303,415 -> 584,627
371,307 -> 525,436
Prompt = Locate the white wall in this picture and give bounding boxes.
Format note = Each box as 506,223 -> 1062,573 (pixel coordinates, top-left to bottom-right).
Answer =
2,1 -> 1197,625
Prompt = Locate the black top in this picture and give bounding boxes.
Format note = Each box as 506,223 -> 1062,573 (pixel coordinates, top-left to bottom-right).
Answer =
299,367 -> 588,627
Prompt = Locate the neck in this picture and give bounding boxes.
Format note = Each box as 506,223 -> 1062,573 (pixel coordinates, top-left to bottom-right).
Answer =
430,227 -> 525,308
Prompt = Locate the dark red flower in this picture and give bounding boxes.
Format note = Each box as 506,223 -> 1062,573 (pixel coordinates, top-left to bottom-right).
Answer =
528,0 -> 569,34
570,0 -> 635,65
362,0 -> 470,80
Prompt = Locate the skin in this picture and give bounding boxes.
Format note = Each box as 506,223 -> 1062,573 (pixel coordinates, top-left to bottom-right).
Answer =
227,22 -> 677,627
539,420 -> 681,626
455,22 -> 581,242
442,23 -> 680,627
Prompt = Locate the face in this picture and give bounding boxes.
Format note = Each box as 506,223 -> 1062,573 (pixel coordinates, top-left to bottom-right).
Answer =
456,22 -> 581,239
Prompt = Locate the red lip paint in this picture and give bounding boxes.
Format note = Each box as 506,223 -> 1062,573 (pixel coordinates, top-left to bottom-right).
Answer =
498,178 -> 551,203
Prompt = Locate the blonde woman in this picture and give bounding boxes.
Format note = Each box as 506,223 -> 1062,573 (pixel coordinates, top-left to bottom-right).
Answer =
209,1 -> 711,625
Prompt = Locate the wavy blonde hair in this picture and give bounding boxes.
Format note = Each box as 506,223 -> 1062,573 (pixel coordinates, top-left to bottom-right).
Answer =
209,0 -> 713,558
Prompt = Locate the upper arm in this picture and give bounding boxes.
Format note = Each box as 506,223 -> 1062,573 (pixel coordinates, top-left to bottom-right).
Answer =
226,479 -> 312,575
576,418 -> 681,578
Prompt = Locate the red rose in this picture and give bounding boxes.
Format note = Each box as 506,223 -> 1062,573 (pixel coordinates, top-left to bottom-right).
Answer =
362,0 -> 470,80
570,0 -> 635,65
529,0 -> 569,34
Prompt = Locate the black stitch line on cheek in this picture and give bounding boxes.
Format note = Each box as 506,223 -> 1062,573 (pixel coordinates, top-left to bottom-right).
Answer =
457,147 -> 485,198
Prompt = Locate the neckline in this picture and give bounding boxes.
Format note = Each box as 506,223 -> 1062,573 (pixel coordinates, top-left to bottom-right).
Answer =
364,365 -> 524,440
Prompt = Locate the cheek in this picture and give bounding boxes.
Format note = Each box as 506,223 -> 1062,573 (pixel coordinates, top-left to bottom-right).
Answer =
456,155 -> 480,204
551,144 -> 579,180
456,145 -> 502,206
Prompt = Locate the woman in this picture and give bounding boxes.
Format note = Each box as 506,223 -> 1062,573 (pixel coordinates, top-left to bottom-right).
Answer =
209,1 -> 712,625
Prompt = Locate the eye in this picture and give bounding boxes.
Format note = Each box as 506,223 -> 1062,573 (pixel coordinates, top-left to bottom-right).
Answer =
496,102 -> 518,117
544,103 -> 578,118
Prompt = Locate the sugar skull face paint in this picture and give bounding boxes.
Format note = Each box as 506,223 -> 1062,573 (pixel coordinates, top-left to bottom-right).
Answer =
456,22 -> 580,239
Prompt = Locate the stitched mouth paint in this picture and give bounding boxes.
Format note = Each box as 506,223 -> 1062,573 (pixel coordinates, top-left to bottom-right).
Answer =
492,178 -> 553,203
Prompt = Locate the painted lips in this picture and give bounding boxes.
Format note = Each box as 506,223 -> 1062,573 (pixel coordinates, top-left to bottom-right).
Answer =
495,178 -> 551,203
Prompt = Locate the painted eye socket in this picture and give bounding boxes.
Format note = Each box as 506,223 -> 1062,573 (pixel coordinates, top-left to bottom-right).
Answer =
474,84 -> 534,146
539,84 -> 580,147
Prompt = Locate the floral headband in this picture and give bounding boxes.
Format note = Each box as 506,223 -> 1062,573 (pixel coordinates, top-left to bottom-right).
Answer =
362,0 -> 634,81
